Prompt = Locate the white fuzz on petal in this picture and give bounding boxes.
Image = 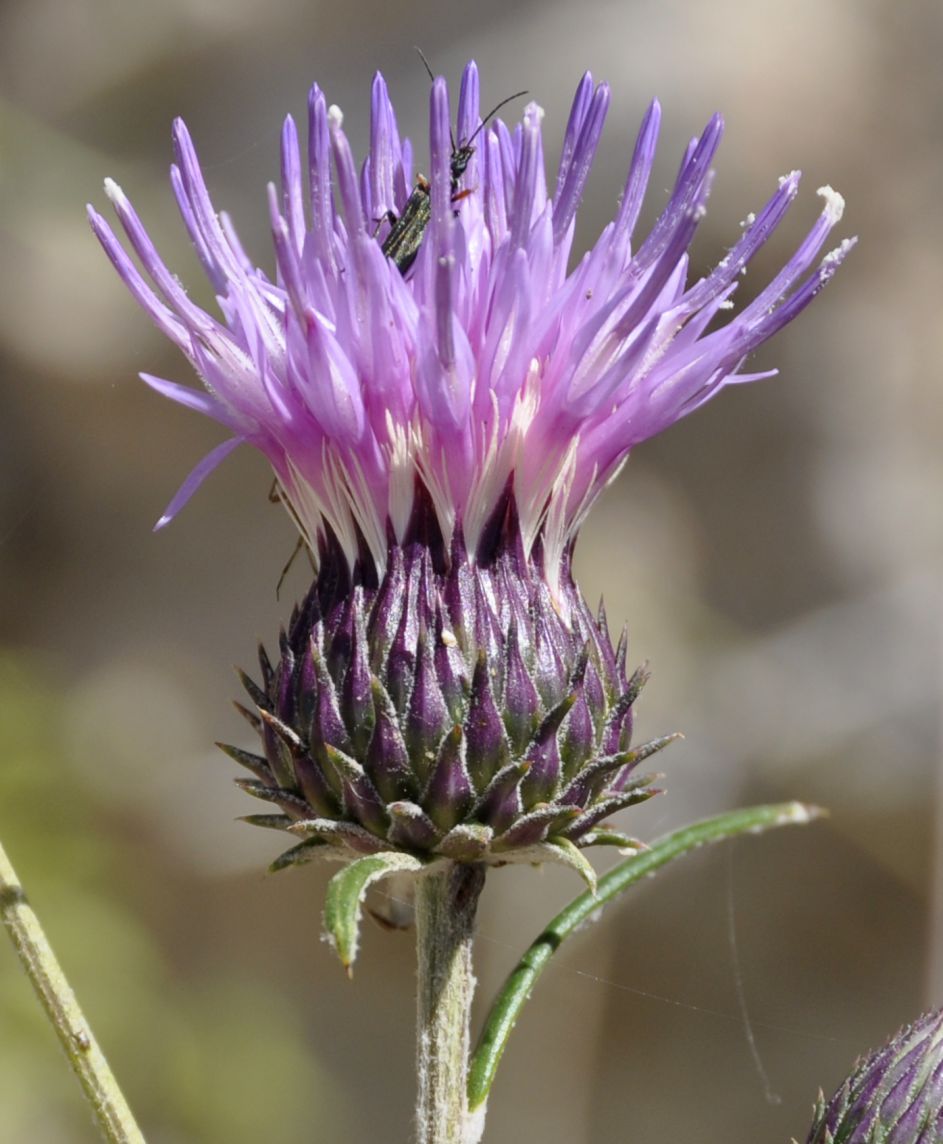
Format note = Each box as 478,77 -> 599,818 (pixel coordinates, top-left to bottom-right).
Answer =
816,184 -> 846,224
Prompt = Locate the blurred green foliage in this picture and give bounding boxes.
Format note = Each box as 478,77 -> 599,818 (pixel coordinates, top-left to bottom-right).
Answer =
0,654 -> 345,1142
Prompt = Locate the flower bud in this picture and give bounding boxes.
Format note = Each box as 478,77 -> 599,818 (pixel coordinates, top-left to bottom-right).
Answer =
804,1008 -> 943,1143
223,491 -> 670,871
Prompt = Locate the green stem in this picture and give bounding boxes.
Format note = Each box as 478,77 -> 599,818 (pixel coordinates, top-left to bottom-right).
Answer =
415,862 -> 486,1144
0,839 -> 146,1144
467,800 -> 824,1113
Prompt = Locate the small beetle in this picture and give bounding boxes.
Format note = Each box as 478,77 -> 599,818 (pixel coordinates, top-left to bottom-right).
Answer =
381,62 -> 525,274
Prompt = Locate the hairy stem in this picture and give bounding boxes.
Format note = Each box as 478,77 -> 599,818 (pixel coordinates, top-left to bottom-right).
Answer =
0,839 -> 146,1143
415,863 -> 486,1144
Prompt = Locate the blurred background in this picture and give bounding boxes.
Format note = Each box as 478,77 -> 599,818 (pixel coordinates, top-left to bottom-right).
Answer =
1,0 -> 941,1140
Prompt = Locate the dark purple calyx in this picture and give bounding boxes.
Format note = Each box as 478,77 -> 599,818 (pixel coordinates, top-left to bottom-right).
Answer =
805,1008 -> 943,1144
224,488 -> 673,867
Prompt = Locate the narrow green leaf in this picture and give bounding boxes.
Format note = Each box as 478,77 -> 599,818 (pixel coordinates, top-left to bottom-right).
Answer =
539,837 -> 598,894
467,801 -> 824,1112
323,852 -> 426,976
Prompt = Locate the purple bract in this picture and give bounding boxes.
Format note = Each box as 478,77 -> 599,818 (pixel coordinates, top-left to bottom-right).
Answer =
805,1008 -> 943,1143
223,494 -> 668,868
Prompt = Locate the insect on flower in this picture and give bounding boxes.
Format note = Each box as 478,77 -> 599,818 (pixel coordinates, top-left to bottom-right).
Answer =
268,478 -> 313,598
88,61 -> 854,874
381,57 -> 525,274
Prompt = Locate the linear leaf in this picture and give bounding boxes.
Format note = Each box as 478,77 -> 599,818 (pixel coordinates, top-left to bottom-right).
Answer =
323,852 -> 426,976
467,801 -> 824,1112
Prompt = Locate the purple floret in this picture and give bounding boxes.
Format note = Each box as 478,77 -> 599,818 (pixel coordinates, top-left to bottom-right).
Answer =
89,61 -> 853,600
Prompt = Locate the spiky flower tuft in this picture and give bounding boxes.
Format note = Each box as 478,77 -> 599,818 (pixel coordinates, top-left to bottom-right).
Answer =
804,1009 -> 943,1144
89,62 -> 852,874
89,61 -> 852,600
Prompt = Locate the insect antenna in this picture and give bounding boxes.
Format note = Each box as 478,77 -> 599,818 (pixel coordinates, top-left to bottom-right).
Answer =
465,89 -> 529,148
414,45 -> 436,85
414,46 -> 458,151
276,535 -> 313,600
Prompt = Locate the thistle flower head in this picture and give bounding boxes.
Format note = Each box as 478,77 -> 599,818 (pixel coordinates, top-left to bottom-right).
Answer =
805,1009 -> 943,1144
89,63 -> 851,872
89,60 -> 852,599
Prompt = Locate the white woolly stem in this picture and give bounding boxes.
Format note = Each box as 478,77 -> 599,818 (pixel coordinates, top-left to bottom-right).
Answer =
415,863 -> 486,1144
0,839 -> 145,1143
